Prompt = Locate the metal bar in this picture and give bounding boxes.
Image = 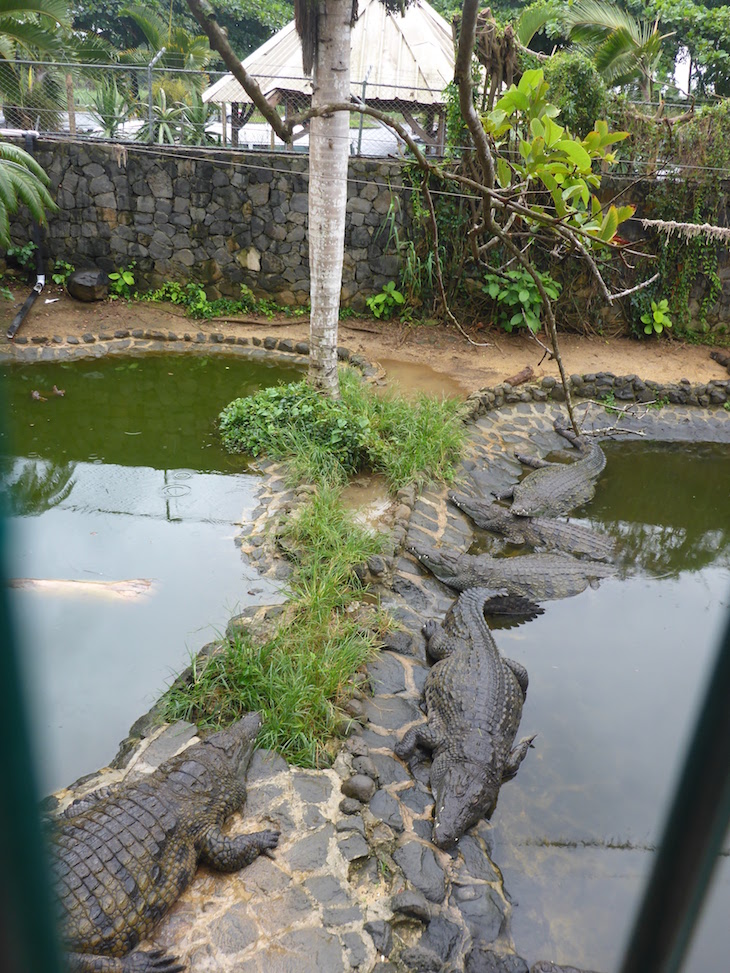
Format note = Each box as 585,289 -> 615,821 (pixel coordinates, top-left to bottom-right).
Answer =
618,612 -> 730,973
0,470 -> 64,971
147,48 -> 166,143
357,67 -> 371,156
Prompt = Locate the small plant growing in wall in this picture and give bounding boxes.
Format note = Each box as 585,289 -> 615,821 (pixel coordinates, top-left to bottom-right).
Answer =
641,298 -> 673,336
366,281 -> 406,320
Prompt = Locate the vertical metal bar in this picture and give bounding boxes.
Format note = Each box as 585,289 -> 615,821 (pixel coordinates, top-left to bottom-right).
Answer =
618,612 -> 730,973
357,67 -> 371,157
0,465 -> 64,971
147,48 -> 166,143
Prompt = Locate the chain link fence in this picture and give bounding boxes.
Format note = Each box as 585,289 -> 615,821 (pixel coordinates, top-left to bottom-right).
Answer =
0,58 -> 448,157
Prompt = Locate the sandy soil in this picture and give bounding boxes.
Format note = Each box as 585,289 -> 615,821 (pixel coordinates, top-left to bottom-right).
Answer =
4,288 -> 729,396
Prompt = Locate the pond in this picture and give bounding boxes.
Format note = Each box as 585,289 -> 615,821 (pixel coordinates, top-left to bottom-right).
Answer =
489,440 -> 730,973
0,353 -> 304,794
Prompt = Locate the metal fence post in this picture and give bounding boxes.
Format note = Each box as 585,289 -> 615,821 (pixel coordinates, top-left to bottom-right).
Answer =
618,611 -> 730,973
147,48 -> 166,143
357,67 -> 371,156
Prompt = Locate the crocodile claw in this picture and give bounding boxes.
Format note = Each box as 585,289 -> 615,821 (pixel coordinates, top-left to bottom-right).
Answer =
122,948 -> 185,972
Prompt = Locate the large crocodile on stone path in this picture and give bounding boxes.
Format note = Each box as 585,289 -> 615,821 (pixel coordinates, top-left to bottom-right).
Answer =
496,417 -> 607,517
395,587 -> 535,847
52,712 -> 280,973
410,543 -> 615,601
449,492 -> 616,563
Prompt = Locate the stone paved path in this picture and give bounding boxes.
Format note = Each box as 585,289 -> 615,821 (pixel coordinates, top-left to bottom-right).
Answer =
52,395 -> 730,973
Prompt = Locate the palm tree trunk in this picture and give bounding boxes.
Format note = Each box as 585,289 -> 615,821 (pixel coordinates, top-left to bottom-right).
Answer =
307,0 -> 351,397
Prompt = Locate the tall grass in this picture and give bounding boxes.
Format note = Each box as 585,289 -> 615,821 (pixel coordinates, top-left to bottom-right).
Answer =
219,366 -> 466,491
161,486 -> 388,766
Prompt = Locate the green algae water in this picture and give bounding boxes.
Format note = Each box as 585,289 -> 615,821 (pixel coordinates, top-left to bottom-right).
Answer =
489,439 -> 730,973
0,354 -> 304,793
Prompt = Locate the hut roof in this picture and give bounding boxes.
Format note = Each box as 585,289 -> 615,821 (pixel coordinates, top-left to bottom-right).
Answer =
203,0 -> 455,107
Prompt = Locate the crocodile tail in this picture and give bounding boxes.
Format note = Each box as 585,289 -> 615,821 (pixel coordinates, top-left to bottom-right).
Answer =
482,592 -> 543,620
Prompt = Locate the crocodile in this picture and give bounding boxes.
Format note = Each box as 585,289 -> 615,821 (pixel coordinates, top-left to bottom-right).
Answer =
449,492 -> 616,563
395,587 -> 535,847
496,417 -> 607,517
52,712 -> 280,973
409,543 -> 615,601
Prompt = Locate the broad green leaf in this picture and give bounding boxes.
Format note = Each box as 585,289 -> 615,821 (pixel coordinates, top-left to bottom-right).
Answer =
496,157 -> 512,189
519,139 -> 532,160
542,117 -> 565,147
555,140 -> 592,170
615,204 -> 636,223
518,289 -> 530,303
599,205 -> 620,242
519,68 -> 544,91
530,117 -> 544,140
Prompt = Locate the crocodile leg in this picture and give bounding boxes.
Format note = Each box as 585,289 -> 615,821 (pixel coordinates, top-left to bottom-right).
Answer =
502,734 -> 537,781
515,452 -> 554,470
66,947 -> 184,972
504,658 -> 529,696
395,720 -> 445,759
423,620 -> 452,660
199,827 -> 280,871
62,785 -> 122,818
492,486 -> 514,500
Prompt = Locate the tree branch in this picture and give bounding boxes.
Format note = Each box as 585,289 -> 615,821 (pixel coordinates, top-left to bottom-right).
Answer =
186,0 -> 293,144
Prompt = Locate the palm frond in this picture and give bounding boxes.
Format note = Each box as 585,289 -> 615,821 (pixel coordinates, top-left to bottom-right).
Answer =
516,4 -> 561,47
566,0 -> 642,45
0,0 -> 68,25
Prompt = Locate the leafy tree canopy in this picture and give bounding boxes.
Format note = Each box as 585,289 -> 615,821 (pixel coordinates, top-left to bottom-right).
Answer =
72,0 -> 292,63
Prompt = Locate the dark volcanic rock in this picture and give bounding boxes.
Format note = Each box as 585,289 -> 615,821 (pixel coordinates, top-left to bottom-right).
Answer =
465,944 -> 528,973
67,268 -> 109,301
393,840 -> 446,903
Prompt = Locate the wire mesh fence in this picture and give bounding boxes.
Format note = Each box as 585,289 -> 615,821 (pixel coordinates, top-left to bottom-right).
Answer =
0,58 -> 449,158
0,59 -> 723,178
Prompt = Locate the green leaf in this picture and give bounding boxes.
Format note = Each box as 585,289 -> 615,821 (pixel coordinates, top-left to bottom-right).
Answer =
554,140 -> 592,170
496,157 -> 512,189
518,289 -> 531,303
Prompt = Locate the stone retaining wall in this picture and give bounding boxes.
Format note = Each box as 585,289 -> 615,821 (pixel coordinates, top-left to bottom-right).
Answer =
7,141 -> 730,331
13,140 -> 409,304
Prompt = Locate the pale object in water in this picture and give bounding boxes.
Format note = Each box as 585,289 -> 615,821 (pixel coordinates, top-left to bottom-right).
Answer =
8,578 -> 155,600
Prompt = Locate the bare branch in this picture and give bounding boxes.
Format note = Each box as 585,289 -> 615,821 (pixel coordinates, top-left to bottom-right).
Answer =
186,0 -> 293,143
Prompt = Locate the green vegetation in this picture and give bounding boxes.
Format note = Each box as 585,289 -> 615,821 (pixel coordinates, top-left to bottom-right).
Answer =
51,260 -> 75,286
108,262 -> 137,299
160,485 -> 386,766
161,368 -> 466,764
483,267 -> 561,334
641,298 -> 673,335
366,281 -> 406,320
218,367 -> 466,491
145,280 -> 306,320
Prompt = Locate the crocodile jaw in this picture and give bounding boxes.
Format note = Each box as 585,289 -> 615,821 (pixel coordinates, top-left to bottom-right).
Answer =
431,760 -> 500,848
203,711 -> 262,782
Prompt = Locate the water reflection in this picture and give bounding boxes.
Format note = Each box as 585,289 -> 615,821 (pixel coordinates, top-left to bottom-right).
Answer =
1,458 -> 77,516
488,439 -> 730,973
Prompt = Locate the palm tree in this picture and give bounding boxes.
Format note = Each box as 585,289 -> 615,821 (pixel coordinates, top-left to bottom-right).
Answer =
294,0 -> 357,397
121,6 -> 213,71
0,0 -> 70,128
0,140 -> 56,247
562,0 -> 674,102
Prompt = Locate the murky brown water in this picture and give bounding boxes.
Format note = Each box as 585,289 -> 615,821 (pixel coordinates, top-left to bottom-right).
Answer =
378,358 -> 470,398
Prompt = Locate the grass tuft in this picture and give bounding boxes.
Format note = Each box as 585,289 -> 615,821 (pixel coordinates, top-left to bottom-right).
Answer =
160,485 -> 388,766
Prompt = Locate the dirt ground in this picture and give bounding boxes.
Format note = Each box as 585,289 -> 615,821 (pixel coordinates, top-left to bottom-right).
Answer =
5,289 -> 729,396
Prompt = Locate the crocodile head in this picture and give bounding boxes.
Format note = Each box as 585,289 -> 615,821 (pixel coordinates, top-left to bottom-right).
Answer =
198,711 -> 262,781
431,757 -> 500,848
407,544 -> 461,578
449,493 -> 511,528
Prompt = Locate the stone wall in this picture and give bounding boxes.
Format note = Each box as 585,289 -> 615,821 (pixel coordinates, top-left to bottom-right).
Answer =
15,140 -> 410,305
9,141 -> 730,329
